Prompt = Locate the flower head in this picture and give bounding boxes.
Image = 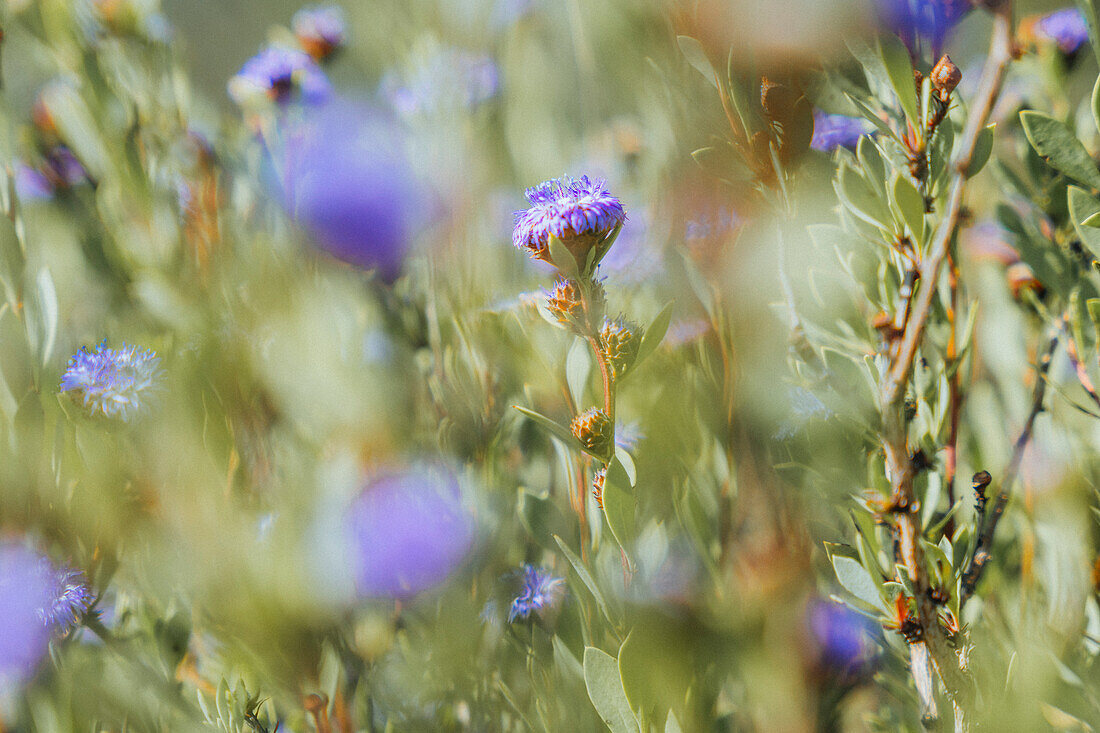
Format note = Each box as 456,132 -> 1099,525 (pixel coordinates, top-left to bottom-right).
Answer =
228,46 -> 332,107
600,318 -> 642,380
60,342 -> 162,420
39,564 -> 93,633
508,564 -> 565,622
877,0 -> 970,54
347,467 -> 475,599
1033,8 -> 1089,54
0,543 -> 53,693
807,599 -> 879,677
293,5 -> 346,61
571,407 -> 614,456
811,111 -> 872,152
512,176 -> 626,266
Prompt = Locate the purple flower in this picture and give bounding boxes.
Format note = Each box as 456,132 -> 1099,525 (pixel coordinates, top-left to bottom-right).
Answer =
15,165 -> 53,201
1034,8 -> 1089,54
40,564 -> 93,633
512,176 -> 627,263
60,342 -> 162,420
293,5 -> 346,61
346,467 -> 475,599
664,318 -> 709,349
877,0 -> 970,54
15,147 -> 88,201
811,111 -> 872,152
284,101 -> 426,279
508,565 -> 564,622
380,47 -> 498,118
0,544 -> 54,691
599,208 -> 663,283
807,599 -> 878,676
228,47 -> 332,107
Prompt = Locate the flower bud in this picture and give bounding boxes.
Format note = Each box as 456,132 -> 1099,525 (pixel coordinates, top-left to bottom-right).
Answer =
546,279 -> 582,325
930,55 -> 961,101
599,317 -> 642,380
571,408 -> 613,456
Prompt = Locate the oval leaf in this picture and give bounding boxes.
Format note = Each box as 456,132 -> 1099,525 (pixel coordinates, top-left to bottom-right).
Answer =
676,36 -> 718,90
583,647 -> 639,733
1020,111 -> 1100,191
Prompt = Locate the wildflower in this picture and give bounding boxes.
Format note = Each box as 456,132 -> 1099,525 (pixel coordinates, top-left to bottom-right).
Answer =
806,599 -> 879,678
284,101 -> 426,280
346,467 -> 474,598
39,563 -> 93,633
599,318 -> 642,380
59,342 -> 162,420
380,46 -> 498,118
15,147 -> 88,201
512,176 -> 626,268
571,407 -> 614,456
546,278 -> 582,325
508,564 -> 565,622
810,111 -> 872,152
228,47 -> 332,107
0,543 -> 54,693
292,5 -> 346,61
877,0 -> 970,54
1032,8 -> 1089,54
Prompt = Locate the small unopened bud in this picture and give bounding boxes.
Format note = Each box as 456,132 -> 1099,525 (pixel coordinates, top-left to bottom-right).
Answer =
546,278 -> 582,325
592,467 -> 606,509
1006,262 -> 1044,299
599,318 -> 642,380
930,55 -> 962,101
571,408 -> 613,456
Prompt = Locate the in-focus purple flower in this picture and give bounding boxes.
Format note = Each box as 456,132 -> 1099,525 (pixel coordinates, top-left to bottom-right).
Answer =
347,467 -> 475,599
512,176 -> 627,265
811,111 -> 873,152
380,47 -> 498,118
59,341 -> 162,420
40,564 -> 93,633
293,4 -> 346,61
0,544 -> 54,692
284,100 -> 426,279
877,0 -> 970,54
807,599 -> 879,677
508,564 -> 565,622
1033,8 -> 1089,54
228,46 -> 332,107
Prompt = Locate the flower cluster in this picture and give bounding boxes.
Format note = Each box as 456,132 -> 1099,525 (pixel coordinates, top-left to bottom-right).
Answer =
512,176 -> 626,265
60,342 -> 162,420
508,565 -> 565,622
228,47 -> 332,108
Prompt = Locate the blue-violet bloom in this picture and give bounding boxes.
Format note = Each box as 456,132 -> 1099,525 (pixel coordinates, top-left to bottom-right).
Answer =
60,342 -> 162,420
811,111 -> 873,152
228,46 -> 332,107
40,563 -> 93,633
1034,8 -> 1089,54
877,0 -> 970,54
512,176 -> 626,265
0,544 -> 54,693
807,599 -> 879,677
508,564 -> 565,622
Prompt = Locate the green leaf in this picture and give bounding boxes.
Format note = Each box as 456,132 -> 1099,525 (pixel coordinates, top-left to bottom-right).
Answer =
518,488 -> 568,550
837,163 -> 892,230
553,637 -> 585,682
1068,186 -> 1100,259
879,34 -> 919,128
1083,212 -> 1100,227
547,235 -> 580,278
554,535 -> 614,624
583,647 -> 639,733
891,173 -> 925,242
1020,111 -> 1100,191
635,302 -> 673,367
34,269 -> 58,367
603,458 -> 637,553
566,338 -> 592,408
676,36 -> 718,90
665,712 -> 684,733
831,555 -> 884,610
844,93 -> 894,138
614,446 -> 637,487
514,406 -> 579,449
857,136 -> 886,188
969,124 -> 996,178
1093,75 -> 1100,138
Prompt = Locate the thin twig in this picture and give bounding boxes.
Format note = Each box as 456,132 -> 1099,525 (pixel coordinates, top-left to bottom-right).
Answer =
960,323 -> 1060,606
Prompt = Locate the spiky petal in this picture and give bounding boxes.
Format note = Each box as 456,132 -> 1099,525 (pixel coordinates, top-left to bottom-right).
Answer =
512,176 -> 626,263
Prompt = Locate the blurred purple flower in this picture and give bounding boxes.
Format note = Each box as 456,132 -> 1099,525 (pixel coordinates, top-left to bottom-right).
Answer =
380,47 -> 498,118
811,111 -> 872,152
40,564 -> 93,633
228,47 -> 332,107
1034,8 -> 1089,54
60,342 -> 162,420
347,467 -> 474,598
599,208 -> 663,283
807,599 -> 879,676
15,147 -> 88,201
285,101 -> 426,279
877,0 -> 970,54
293,5 -> 346,61
664,318 -> 709,349
0,544 -> 54,691
512,176 -> 626,261
508,564 -> 564,622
